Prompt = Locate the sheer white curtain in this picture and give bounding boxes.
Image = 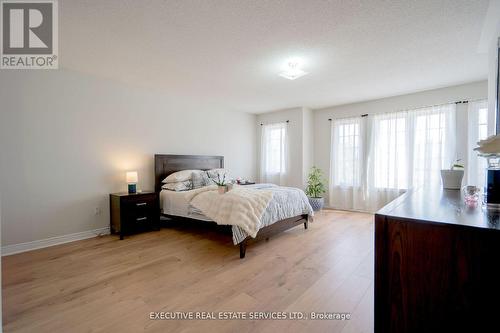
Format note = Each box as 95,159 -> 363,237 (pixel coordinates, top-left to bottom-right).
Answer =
411,104 -> 456,186
467,100 -> 489,188
365,111 -> 409,211
329,116 -> 368,211
260,122 -> 289,185
330,103 -> 456,212
366,104 -> 456,211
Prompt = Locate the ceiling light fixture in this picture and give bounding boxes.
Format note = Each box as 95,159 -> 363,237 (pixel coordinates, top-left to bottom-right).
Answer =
279,61 -> 308,80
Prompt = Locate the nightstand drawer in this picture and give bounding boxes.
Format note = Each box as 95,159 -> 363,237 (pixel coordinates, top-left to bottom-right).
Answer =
122,198 -> 156,217
127,213 -> 156,227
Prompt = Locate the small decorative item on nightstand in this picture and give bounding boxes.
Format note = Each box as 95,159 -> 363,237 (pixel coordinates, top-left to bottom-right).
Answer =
110,191 -> 159,240
126,171 -> 138,194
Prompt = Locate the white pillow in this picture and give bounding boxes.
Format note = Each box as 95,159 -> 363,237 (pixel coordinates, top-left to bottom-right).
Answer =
205,168 -> 229,184
162,170 -> 201,184
161,180 -> 193,191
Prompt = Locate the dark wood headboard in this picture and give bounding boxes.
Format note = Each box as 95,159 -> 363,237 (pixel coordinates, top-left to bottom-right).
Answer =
154,154 -> 224,192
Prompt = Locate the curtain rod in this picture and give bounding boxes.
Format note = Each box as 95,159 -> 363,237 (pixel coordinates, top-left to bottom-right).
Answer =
260,120 -> 289,126
328,114 -> 367,121
327,98 -> 485,121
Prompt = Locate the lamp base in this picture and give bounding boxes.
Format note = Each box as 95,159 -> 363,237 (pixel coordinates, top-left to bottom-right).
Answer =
128,183 -> 137,194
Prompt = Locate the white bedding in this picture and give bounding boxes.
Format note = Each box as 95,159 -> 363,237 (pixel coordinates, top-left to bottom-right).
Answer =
160,189 -> 212,221
160,184 -> 313,244
188,185 -> 274,238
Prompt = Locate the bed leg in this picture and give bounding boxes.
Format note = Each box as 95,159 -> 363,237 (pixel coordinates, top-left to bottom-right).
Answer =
239,240 -> 247,259
304,220 -> 308,229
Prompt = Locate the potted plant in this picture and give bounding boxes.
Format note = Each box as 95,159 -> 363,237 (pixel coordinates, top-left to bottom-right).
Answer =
440,159 -> 464,190
305,166 -> 326,211
209,173 -> 228,194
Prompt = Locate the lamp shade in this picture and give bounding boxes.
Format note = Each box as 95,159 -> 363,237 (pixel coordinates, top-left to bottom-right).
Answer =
126,171 -> 138,184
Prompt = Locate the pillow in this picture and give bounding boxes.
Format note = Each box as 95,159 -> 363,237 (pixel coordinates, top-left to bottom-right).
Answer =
205,168 -> 228,185
162,170 -> 201,184
192,171 -> 210,189
161,180 -> 193,191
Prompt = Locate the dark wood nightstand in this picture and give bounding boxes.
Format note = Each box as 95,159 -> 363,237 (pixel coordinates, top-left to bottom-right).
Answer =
110,191 -> 160,239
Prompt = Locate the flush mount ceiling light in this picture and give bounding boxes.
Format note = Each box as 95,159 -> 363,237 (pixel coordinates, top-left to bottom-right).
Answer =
279,61 -> 308,80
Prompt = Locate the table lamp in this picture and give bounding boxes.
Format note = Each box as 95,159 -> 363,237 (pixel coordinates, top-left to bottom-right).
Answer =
126,171 -> 138,194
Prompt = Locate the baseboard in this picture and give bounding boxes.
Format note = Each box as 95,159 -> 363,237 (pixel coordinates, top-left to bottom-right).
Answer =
2,227 -> 110,256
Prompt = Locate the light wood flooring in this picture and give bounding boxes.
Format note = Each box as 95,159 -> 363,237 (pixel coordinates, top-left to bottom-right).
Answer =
3,210 -> 374,333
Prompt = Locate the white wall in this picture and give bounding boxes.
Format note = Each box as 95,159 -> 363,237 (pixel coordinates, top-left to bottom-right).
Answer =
0,69 -> 257,247
314,81 -> 488,204
481,0 -> 500,134
256,107 -> 313,189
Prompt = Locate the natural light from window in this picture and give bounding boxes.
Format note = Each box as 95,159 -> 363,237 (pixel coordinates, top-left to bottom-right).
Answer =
333,120 -> 360,187
373,116 -> 408,189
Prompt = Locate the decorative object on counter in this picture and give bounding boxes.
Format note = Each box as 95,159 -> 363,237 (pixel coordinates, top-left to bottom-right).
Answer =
440,159 -> 464,190
480,154 -> 500,209
475,136 -> 500,209
462,185 -> 481,208
305,166 -> 326,211
126,171 -> 138,194
209,172 -> 228,194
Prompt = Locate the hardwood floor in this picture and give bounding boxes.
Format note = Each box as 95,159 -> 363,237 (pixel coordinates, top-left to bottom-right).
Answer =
2,210 -> 374,333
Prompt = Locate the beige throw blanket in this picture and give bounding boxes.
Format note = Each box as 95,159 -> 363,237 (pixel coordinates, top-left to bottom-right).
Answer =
185,185 -> 273,238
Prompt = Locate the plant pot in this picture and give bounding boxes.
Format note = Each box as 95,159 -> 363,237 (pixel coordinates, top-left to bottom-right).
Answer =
440,170 -> 464,190
308,197 -> 324,211
218,185 -> 227,194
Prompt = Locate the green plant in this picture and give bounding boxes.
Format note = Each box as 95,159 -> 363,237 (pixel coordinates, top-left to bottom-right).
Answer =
305,166 -> 326,198
451,159 -> 464,170
209,172 -> 226,186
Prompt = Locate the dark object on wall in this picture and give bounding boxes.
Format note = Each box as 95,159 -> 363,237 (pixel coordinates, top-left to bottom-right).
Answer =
375,187 -> 500,333
154,154 -> 308,258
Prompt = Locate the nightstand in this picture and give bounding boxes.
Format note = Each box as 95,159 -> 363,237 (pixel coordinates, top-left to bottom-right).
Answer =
110,191 -> 160,239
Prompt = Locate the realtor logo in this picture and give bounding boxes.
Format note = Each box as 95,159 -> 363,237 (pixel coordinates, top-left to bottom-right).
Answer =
1,0 -> 58,69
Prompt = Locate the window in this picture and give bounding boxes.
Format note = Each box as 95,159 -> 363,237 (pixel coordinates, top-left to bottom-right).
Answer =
478,107 -> 488,141
260,122 -> 288,185
331,117 -> 361,187
372,114 -> 407,189
330,104 -> 456,212
413,109 -> 449,186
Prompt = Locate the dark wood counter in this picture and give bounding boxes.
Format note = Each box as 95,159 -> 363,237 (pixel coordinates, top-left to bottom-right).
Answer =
375,187 -> 500,333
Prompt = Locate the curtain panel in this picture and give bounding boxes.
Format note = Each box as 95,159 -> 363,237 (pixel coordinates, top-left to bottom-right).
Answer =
260,122 -> 289,185
329,103 -> 457,212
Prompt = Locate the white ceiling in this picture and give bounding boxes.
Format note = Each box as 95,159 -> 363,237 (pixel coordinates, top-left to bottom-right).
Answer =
61,0 -> 490,113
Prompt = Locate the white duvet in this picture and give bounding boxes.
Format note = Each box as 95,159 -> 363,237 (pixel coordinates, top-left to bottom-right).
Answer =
184,185 -> 274,238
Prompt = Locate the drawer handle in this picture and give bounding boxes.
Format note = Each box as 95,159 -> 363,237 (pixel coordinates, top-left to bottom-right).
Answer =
136,202 -> 147,206
136,217 -> 148,221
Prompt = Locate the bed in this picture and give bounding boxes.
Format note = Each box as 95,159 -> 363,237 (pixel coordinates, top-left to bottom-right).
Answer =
154,154 -> 312,258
